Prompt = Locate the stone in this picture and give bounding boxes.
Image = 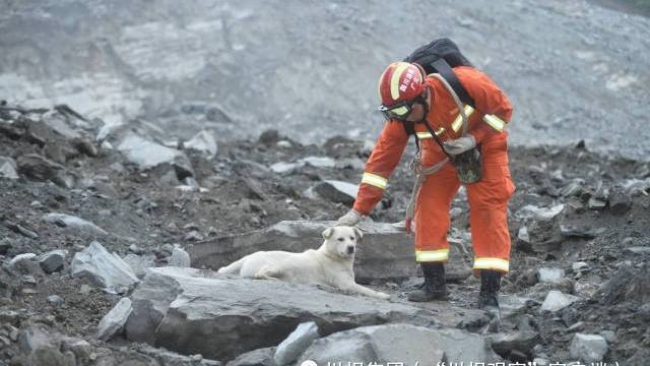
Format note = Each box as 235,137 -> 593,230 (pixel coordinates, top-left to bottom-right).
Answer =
609,186 -> 632,215
137,344 -> 221,366
299,324 -> 501,366
227,347 -> 275,366
516,204 -> 565,222
124,267 -> 470,361
47,295 -> 65,306
97,297 -> 133,341
0,156 -> 19,179
123,253 -> 156,279
190,220 -> 419,282
270,162 -> 300,174
540,290 -> 580,313
311,180 -> 358,205
16,154 -> 66,185
70,241 -> 139,294
117,133 -> 186,170
38,249 -> 68,273
569,333 -> 608,363
184,130 -> 218,158
537,267 -> 565,283
490,331 -> 541,359
274,322 -> 320,366
42,213 -> 108,236
299,156 -> 336,169
9,253 -> 39,274
168,245 -> 191,267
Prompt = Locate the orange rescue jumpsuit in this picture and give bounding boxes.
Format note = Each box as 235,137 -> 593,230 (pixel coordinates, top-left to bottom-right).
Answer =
353,66 -> 515,274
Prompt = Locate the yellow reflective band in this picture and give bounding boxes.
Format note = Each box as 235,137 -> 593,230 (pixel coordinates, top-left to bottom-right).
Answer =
361,172 -> 388,190
473,257 -> 510,272
390,63 -> 410,100
483,114 -> 506,132
416,132 -> 433,140
451,105 -> 475,132
415,249 -> 450,262
435,127 -> 445,136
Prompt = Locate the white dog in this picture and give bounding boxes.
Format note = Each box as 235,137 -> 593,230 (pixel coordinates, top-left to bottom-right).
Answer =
217,226 -> 390,300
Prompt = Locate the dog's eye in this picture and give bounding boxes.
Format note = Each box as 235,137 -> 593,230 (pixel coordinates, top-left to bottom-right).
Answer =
350,236 -> 355,240
337,238 -> 344,242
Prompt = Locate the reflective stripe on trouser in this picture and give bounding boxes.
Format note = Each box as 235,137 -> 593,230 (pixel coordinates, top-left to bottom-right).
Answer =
414,136 -> 515,271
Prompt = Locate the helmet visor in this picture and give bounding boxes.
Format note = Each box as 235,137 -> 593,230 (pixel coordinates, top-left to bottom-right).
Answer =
379,101 -> 413,121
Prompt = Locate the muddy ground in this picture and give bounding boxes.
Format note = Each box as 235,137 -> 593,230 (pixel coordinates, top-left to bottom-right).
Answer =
1,103 -> 649,364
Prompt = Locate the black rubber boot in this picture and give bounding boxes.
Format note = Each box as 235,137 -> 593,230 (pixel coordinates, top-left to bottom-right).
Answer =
407,263 -> 447,302
478,270 -> 502,311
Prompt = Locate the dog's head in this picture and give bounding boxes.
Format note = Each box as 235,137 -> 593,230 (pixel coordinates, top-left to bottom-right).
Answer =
322,226 -> 363,259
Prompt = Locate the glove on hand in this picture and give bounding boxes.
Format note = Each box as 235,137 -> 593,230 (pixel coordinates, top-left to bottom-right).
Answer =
336,209 -> 363,227
443,135 -> 477,156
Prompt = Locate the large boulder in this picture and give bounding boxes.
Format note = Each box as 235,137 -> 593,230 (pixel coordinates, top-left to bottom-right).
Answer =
298,324 -> 501,365
124,267 -> 476,362
191,220 -> 420,282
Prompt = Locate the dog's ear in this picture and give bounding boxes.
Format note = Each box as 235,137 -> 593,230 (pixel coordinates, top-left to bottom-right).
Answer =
353,227 -> 363,242
322,227 -> 334,239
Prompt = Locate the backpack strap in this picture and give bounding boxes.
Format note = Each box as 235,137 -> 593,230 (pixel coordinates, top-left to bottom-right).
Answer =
430,59 -> 475,108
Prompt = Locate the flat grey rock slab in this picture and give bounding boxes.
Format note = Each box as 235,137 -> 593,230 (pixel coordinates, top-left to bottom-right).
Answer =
124,267 -> 473,362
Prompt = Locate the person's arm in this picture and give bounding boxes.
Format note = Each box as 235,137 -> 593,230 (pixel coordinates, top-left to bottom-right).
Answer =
352,121 -> 409,215
458,67 -> 513,144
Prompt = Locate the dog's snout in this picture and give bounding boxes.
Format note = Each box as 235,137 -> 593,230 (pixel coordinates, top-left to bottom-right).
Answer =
347,246 -> 355,254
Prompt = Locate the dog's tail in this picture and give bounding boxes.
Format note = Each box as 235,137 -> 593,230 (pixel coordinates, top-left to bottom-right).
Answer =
217,257 -> 246,275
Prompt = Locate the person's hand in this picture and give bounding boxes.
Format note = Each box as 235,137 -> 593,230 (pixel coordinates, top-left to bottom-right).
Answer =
443,135 -> 476,156
336,209 -> 363,227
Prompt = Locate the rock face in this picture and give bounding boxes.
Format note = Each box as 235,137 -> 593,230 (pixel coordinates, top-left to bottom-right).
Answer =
298,324 -> 501,366
70,241 -> 140,294
124,267 -> 459,361
191,220 -> 419,282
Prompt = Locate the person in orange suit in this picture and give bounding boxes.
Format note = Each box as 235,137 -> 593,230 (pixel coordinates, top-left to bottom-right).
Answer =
337,61 -> 514,312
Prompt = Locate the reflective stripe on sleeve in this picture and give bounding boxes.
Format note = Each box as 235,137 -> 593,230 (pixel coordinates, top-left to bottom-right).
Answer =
361,172 -> 388,190
473,257 -> 510,272
483,114 -> 507,132
451,105 -> 475,132
415,249 -> 450,262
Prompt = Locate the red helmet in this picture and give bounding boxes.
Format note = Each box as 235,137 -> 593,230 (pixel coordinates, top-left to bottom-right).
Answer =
378,62 -> 426,107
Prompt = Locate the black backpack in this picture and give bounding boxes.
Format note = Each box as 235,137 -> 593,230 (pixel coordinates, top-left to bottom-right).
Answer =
401,38 -> 475,137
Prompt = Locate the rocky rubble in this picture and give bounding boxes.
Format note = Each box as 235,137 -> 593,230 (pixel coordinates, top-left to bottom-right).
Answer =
1,102 -> 649,365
